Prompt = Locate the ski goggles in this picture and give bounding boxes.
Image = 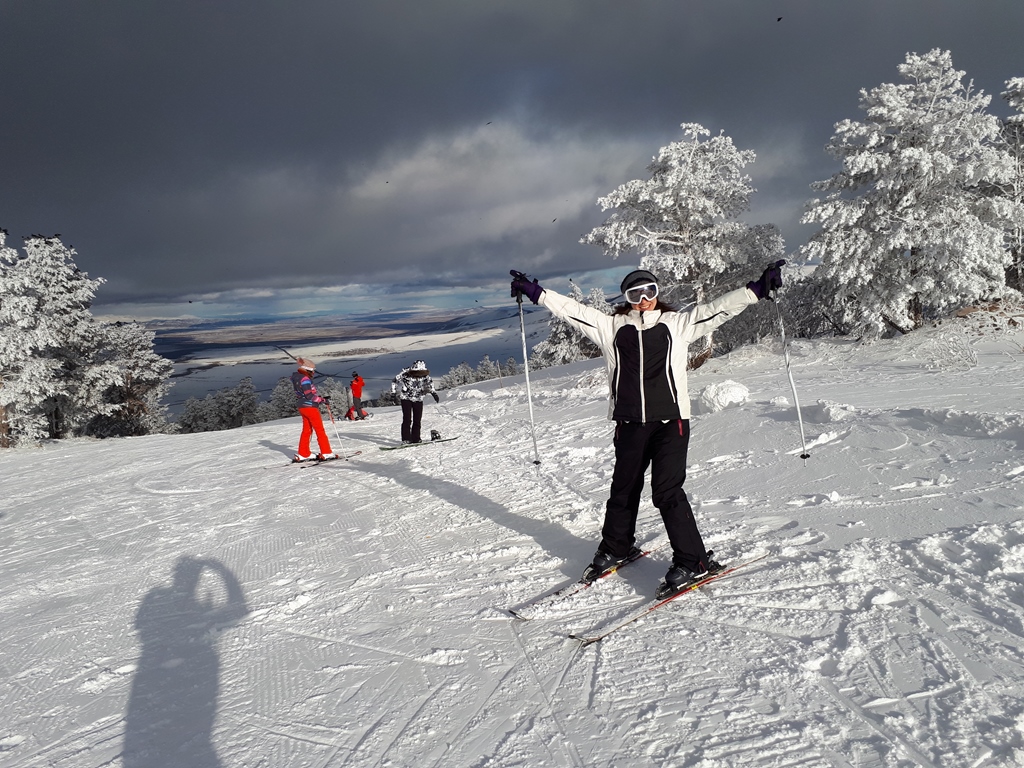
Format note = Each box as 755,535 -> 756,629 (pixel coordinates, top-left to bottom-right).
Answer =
623,282 -> 659,304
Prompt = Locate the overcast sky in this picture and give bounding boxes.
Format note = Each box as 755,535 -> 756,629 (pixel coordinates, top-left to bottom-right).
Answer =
2,1 -> 1023,320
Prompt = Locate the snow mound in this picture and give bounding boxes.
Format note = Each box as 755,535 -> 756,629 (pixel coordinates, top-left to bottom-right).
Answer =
805,400 -> 859,423
903,407 -> 1024,445
695,380 -> 749,413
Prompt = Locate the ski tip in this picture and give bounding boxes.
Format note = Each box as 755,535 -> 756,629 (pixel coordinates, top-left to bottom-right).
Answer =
568,634 -> 599,647
507,609 -> 531,621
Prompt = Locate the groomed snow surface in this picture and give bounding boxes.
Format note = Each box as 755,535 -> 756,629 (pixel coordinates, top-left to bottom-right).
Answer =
3,314 -> 1024,767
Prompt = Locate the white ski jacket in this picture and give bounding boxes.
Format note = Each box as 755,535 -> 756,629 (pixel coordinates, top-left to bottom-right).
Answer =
539,286 -> 757,422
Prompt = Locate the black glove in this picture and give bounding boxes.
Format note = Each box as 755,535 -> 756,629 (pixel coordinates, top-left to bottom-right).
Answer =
510,270 -> 544,304
747,260 -> 786,301
322,395 -> 332,405
431,392 -> 439,403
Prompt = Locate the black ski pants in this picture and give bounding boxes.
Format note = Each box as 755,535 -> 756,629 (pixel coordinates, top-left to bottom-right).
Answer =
601,419 -> 710,572
400,399 -> 424,443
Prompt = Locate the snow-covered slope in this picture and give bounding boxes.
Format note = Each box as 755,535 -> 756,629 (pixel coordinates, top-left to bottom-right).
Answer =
3,312 -> 1024,767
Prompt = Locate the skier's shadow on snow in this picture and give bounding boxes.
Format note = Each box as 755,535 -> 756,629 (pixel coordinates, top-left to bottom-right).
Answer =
258,438 -> 297,458
122,556 -> 249,768
349,461 -> 592,576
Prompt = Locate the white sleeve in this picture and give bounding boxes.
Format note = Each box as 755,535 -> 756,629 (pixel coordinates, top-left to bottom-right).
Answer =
673,287 -> 759,342
538,288 -> 618,353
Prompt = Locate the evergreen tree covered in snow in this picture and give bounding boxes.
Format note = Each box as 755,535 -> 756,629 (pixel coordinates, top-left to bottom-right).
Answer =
257,377 -> 301,422
531,282 -> 608,369
801,50 -> 1024,335
84,321 -> 174,437
436,356 -> 524,389
475,355 -> 499,382
1001,77 -> 1024,291
178,377 -> 260,434
438,362 -> 476,390
581,123 -> 762,306
0,232 -> 171,445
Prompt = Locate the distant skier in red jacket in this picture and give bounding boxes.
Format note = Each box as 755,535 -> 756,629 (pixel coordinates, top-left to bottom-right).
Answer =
346,371 -> 369,420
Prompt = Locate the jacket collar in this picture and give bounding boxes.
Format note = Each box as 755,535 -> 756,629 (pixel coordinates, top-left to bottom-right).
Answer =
628,308 -> 662,326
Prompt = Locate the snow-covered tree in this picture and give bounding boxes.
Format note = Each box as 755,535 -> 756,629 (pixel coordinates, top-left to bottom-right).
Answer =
177,377 -> 261,434
436,354 -> 524,389
0,233 -> 170,444
84,321 -> 175,437
801,50 -> 1024,335
475,355 -> 499,381
257,377 -> 300,422
438,362 -> 476,390
1001,77 -> 1024,291
314,376 -> 351,415
582,123 -> 762,305
531,281 -> 609,369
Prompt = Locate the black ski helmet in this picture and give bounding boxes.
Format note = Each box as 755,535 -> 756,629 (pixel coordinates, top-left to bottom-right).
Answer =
619,269 -> 659,295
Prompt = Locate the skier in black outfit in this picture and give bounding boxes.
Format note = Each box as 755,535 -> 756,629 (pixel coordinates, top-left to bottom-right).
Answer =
511,263 -> 783,597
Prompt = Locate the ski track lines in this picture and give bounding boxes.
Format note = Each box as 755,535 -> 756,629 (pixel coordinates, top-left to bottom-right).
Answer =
5,344 -> 1024,766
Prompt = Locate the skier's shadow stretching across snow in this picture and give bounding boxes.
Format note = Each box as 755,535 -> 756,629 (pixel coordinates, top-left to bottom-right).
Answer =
122,556 -> 249,768
349,461 -> 592,576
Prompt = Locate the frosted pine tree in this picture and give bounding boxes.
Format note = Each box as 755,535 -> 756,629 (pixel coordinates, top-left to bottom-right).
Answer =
438,362 -> 475,390
257,377 -> 300,421
0,232 -> 174,444
531,281 -> 603,368
0,230 -> 37,445
475,355 -> 499,381
585,284 -> 613,315
802,50 -> 1023,335
85,321 -> 175,437
178,378 -> 260,433
582,123 -> 771,365
1001,77 -> 1024,291
582,123 -> 759,302
0,234 -> 112,442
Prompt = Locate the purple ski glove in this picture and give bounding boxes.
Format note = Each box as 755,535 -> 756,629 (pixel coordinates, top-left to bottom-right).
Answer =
510,270 -> 544,304
747,260 -> 786,301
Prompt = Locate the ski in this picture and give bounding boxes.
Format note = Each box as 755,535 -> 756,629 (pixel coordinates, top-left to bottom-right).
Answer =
288,450 -> 362,467
568,553 -> 769,646
379,437 -> 459,450
508,541 -> 669,620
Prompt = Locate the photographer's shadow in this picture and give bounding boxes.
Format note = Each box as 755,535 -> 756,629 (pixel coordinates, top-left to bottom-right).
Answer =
122,556 -> 249,768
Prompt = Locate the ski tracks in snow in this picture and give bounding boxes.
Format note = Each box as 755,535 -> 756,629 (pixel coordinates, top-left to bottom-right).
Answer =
4,332 -> 1024,767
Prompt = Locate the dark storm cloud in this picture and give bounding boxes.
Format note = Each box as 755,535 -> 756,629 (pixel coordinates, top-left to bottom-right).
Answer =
2,0 -> 1022,316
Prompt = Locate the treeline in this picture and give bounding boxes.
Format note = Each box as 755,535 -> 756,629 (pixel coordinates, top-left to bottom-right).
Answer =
177,376 -> 357,434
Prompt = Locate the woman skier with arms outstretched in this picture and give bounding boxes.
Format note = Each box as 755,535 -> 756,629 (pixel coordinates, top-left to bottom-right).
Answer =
511,263 -> 783,597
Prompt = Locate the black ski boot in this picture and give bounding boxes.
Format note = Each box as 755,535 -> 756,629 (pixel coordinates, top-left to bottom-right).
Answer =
655,551 -> 723,599
581,546 -> 642,583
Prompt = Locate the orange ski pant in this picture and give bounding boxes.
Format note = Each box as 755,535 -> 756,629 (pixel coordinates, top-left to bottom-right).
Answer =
297,407 -> 332,456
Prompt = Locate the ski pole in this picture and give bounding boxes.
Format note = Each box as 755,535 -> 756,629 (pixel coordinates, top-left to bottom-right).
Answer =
324,401 -> 345,453
515,289 -> 542,466
770,287 -> 810,462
